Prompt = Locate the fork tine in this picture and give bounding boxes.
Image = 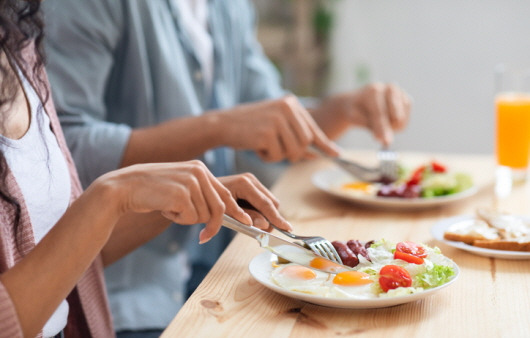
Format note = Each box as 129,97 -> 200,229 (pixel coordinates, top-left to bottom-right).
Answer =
269,223 -> 344,266
325,243 -> 343,265
311,242 -> 343,265
307,243 -> 326,259
378,147 -> 399,182
319,242 -> 343,265
316,243 -> 335,263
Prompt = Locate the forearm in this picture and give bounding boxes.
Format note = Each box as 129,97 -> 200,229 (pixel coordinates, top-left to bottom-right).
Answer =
101,211 -> 172,266
0,183 -> 122,337
120,113 -> 226,167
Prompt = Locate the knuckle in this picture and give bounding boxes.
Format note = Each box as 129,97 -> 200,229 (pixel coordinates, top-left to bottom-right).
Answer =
242,172 -> 257,182
239,173 -> 254,186
188,159 -> 203,167
190,163 -> 207,176
210,203 -> 226,218
219,188 -> 233,200
367,82 -> 384,94
283,94 -> 296,103
279,96 -> 295,111
184,175 -> 200,189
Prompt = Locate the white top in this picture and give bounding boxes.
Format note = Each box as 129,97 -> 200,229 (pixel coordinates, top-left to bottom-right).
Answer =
174,0 -> 214,96
0,70 -> 71,337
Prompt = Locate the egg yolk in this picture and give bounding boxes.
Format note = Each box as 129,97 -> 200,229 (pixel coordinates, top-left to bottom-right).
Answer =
333,271 -> 373,286
281,265 -> 317,280
342,182 -> 372,192
309,257 -> 344,273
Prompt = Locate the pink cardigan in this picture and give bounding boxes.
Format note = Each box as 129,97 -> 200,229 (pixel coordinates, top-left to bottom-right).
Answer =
0,48 -> 114,337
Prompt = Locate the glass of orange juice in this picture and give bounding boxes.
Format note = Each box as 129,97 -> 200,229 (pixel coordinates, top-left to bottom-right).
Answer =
495,64 -> 530,184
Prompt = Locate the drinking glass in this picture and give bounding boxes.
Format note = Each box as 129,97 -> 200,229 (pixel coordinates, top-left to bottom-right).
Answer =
494,64 -> 530,186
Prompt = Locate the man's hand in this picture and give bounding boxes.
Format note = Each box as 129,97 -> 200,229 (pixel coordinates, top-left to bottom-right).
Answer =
314,83 -> 412,145
217,95 -> 340,162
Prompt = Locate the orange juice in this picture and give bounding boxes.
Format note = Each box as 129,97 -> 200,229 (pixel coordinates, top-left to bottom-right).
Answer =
495,93 -> 530,168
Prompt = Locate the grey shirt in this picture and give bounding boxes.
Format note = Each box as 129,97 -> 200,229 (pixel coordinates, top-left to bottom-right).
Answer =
43,0 -> 286,331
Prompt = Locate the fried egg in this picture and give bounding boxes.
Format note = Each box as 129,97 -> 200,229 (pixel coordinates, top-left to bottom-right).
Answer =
340,181 -> 378,196
325,270 -> 376,299
271,264 -> 330,295
271,264 -> 378,298
308,256 -> 348,273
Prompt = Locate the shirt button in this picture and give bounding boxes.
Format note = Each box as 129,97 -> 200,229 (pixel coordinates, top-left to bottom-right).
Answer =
168,241 -> 179,253
194,70 -> 203,82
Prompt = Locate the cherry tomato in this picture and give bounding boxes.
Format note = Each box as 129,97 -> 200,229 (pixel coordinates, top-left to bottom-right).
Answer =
396,241 -> 427,258
406,166 -> 425,186
379,265 -> 413,292
431,161 -> 447,173
394,250 -> 424,264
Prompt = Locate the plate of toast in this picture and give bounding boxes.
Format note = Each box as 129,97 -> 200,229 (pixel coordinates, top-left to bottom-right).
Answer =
431,210 -> 530,259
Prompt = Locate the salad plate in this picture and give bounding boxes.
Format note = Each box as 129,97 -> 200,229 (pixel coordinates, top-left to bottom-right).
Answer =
311,167 -> 477,210
431,215 -> 530,260
248,249 -> 459,309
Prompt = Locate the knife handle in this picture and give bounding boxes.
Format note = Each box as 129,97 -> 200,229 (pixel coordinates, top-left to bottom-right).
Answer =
222,214 -> 264,239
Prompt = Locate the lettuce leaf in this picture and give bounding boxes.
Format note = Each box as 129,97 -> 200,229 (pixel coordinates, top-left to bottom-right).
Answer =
414,264 -> 455,289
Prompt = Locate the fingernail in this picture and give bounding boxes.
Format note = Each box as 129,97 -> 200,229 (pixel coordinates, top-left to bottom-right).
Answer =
199,229 -> 211,244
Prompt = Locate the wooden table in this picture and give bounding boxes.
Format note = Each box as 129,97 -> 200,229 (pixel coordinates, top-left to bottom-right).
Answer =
162,152 -> 530,338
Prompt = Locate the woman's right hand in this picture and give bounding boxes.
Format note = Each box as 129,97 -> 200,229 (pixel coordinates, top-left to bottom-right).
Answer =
94,160 -> 251,243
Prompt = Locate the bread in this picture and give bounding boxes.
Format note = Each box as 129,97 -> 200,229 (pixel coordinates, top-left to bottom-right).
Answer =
473,239 -> 530,252
443,219 -> 500,245
443,210 -> 530,251
443,232 -> 483,245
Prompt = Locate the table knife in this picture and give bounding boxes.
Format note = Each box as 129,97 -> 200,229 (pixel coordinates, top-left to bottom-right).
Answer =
222,214 -> 352,274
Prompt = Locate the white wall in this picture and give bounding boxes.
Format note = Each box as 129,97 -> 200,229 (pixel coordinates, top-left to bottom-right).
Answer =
328,0 -> 530,154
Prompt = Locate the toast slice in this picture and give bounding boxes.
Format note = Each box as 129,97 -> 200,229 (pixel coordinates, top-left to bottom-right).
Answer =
473,239 -> 530,252
443,219 -> 500,245
444,209 -> 530,251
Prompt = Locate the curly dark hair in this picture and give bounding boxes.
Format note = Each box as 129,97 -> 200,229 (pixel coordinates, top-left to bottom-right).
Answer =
0,0 -> 46,230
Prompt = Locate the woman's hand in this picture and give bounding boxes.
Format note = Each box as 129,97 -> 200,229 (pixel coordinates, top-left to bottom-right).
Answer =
96,160 -> 251,243
216,95 -> 340,162
218,173 -> 292,232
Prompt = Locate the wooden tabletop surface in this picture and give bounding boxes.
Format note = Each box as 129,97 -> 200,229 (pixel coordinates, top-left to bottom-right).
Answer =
162,152 -> 530,338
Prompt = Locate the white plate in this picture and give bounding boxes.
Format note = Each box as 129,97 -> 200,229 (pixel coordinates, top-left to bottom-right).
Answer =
431,215 -> 530,259
311,167 -> 478,209
248,251 -> 459,309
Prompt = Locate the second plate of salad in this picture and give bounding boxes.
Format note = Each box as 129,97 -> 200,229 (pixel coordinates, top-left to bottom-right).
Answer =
312,161 -> 477,209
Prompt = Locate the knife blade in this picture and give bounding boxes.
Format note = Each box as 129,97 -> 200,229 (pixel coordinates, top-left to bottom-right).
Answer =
222,214 -> 352,274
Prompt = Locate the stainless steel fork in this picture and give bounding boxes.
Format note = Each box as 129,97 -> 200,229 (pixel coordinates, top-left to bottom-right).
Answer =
270,224 -> 343,265
377,146 -> 399,183
311,146 -> 399,183
236,198 -> 343,265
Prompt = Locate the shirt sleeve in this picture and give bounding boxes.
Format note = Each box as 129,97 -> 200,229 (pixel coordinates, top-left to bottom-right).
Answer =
238,0 -> 288,103
43,0 -> 131,188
